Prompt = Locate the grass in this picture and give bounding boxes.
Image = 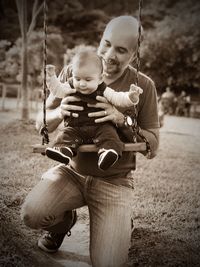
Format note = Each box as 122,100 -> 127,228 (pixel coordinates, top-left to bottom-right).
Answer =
0,112 -> 200,266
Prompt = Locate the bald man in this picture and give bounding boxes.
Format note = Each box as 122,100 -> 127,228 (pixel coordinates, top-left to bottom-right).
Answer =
21,16 -> 159,267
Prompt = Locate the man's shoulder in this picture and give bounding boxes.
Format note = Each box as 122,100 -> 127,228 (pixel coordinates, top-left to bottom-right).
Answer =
128,65 -> 155,87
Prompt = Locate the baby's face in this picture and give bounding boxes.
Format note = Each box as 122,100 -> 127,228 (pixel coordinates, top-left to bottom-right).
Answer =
72,63 -> 102,95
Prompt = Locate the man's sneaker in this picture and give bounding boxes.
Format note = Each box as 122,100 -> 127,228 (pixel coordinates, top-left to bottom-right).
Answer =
98,149 -> 119,171
38,210 -> 77,253
46,146 -> 73,164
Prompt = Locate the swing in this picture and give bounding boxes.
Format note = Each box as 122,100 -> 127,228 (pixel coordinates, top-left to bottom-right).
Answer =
32,0 -> 148,156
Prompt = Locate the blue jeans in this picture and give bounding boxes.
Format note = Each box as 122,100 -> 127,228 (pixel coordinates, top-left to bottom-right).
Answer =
21,165 -> 134,267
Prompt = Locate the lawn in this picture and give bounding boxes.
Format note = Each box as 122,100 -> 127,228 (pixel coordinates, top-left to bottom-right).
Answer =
0,108 -> 200,266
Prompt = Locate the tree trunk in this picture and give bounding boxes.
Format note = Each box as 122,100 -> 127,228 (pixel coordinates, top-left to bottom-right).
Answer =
21,0 -> 29,120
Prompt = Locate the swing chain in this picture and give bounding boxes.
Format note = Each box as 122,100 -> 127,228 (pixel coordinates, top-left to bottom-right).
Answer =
135,0 -> 142,87
130,0 -> 151,158
128,0 -> 142,144
41,0 -> 49,146
40,125 -> 49,145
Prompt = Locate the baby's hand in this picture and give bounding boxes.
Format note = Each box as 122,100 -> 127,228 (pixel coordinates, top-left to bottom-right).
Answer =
46,64 -> 56,77
129,84 -> 143,105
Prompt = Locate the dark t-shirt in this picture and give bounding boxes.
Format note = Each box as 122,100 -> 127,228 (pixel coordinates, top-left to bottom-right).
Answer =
59,65 -> 159,178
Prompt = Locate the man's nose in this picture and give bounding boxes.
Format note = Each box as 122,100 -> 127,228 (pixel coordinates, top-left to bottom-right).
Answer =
104,47 -> 116,61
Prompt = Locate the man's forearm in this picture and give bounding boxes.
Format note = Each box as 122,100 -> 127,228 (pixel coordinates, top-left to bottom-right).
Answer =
118,124 -> 159,158
35,106 -> 63,133
137,128 -> 159,158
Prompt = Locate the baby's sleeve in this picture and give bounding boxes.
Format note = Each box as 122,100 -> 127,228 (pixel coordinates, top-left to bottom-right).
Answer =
104,87 -> 133,107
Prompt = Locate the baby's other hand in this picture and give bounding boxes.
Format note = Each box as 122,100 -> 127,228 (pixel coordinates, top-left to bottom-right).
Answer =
46,64 -> 56,77
129,84 -> 143,105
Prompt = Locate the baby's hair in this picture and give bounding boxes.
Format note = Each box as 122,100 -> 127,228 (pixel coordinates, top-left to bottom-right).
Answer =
72,50 -> 103,74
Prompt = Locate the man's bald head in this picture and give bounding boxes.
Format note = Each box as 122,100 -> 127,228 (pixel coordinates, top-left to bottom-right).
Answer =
105,16 -> 138,35
103,16 -> 142,50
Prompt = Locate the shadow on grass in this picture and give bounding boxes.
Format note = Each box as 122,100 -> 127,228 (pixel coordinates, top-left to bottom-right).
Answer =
129,227 -> 200,267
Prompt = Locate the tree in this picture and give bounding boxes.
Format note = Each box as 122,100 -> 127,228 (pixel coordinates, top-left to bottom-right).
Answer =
141,0 -> 200,96
15,0 -> 43,120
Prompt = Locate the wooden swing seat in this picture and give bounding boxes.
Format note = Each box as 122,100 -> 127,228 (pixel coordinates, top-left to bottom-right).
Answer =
32,142 -> 146,154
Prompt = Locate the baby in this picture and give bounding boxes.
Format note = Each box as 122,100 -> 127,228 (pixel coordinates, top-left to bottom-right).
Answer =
45,51 -> 143,171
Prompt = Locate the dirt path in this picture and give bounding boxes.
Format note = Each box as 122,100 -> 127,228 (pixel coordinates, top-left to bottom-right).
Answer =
52,219 -> 91,267
160,115 -> 200,136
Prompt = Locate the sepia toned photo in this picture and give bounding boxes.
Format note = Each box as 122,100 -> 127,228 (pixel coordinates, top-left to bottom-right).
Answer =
0,0 -> 200,266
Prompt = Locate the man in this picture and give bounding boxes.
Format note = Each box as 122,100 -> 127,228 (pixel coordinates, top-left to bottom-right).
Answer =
21,16 -> 159,267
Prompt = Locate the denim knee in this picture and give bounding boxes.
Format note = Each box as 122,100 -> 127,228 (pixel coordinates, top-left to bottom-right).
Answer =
20,202 -> 56,230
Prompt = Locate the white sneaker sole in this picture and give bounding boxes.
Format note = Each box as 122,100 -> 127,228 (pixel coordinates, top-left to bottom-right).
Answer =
98,149 -> 118,171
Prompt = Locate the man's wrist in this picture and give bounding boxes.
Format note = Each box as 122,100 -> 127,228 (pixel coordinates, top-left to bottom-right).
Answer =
117,114 -> 133,128
114,110 -> 125,127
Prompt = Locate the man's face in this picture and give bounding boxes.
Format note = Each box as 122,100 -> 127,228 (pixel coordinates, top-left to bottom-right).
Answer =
98,20 -> 137,77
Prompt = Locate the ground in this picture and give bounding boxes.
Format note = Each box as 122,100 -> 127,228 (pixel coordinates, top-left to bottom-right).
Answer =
0,101 -> 200,267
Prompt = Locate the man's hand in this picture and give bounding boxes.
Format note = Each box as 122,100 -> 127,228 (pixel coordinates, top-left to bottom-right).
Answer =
88,95 -> 124,126
59,95 -> 84,119
129,84 -> 143,105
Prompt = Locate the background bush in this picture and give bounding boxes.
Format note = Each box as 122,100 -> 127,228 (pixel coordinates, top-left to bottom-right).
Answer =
0,0 -> 199,97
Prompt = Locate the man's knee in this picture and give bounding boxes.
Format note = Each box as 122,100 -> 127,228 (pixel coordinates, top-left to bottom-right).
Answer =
21,201 -> 56,230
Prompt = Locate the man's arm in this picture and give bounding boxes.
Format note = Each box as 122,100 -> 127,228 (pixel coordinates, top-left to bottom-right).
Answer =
119,126 -> 159,158
137,128 -> 159,158
108,109 -> 159,158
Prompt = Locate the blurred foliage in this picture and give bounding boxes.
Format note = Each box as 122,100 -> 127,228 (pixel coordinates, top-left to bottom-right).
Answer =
0,0 -> 200,96
0,30 -> 65,87
141,0 -> 200,95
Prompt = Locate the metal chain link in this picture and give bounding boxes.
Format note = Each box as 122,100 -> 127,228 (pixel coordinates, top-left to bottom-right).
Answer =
132,0 -> 142,143
135,0 -> 142,87
41,0 -> 49,145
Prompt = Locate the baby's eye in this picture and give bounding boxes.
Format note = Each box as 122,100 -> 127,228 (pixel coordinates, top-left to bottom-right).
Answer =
75,77 -> 80,81
86,78 -> 92,82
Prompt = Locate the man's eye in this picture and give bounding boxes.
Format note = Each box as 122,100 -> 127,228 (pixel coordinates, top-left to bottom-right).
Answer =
104,41 -> 111,47
117,48 -> 126,54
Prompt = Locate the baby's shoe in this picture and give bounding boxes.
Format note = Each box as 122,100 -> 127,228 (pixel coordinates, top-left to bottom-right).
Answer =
98,149 -> 119,171
46,146 -> 73,164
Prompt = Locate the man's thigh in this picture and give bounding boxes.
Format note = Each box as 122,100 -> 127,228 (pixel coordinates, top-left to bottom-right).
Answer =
21,165 -> 85,229
88,178 -> 133,267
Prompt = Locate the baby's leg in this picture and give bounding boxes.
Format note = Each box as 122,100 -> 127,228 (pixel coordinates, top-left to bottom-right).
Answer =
95,123 -> 124,170
46,127 -> 83,164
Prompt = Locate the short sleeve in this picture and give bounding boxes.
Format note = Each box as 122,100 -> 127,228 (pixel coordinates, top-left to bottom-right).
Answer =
137,77 -> 160,129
